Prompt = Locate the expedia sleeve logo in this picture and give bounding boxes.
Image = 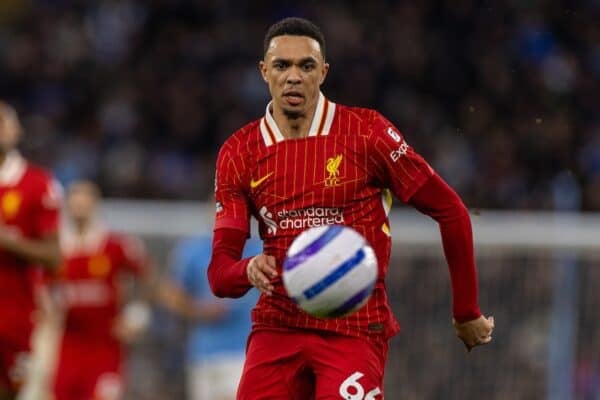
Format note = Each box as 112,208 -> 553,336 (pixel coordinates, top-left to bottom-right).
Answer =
386,127 -> 402,142
385,127 -> 409,162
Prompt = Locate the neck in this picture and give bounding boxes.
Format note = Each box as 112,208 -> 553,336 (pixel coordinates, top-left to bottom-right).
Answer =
0,150 -> 9,165
271,98 -> 318,139
74,219 -> 91,235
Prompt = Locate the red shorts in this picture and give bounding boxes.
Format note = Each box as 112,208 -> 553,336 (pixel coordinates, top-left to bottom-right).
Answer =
237,328 -> 388,400
0,330 -> 31,393
53,336 -> 123,400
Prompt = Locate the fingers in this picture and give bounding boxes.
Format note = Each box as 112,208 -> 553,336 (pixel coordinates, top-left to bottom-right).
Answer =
454,315 -> 495,352
459,333 -> 492,352
463,334 -> 493,352
480,335 -> 492,345
481,315 -> 494,340
247,255 -> 278,296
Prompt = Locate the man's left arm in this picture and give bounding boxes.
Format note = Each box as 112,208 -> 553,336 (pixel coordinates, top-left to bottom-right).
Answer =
366,111 -> 494,350
409,173 -> 494,351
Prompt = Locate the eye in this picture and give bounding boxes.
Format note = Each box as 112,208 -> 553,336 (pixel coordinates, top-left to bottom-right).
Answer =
273,62 -> 287,71
301,63 -> 316,71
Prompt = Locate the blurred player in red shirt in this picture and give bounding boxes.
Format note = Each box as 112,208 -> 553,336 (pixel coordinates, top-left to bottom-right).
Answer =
52,181 -> 150,400
0,102 -> 62,400
208,18 -> 495,399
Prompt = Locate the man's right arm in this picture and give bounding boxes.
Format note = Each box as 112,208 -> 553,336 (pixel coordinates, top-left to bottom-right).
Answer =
210,140 -> 277,297
208,228 -> 278,298
207,228 -> 253,298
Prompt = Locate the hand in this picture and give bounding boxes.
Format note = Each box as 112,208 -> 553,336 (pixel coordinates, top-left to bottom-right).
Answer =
112,316 -> 139,344
247,254 -> 277,296
112,302 -> 151,344
0,223 -> 20,249
453,315 -> 494,352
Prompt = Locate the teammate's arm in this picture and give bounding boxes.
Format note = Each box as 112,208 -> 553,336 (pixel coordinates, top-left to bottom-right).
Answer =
0,228 -> 61,270
159,241 -> 229,320
113,235 -> 153,343
158,280 -> 229,321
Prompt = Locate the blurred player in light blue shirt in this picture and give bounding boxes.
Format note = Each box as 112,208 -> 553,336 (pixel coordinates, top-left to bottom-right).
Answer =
161,236 -> 260,400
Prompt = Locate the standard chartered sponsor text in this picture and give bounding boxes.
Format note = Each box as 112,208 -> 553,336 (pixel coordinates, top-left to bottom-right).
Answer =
277,207 -> 344,229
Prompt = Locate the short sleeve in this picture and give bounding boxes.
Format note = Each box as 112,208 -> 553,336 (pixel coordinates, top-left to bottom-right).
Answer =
214,144 -> 250,233
35,176 -> 62,237
367,112 -> 434,202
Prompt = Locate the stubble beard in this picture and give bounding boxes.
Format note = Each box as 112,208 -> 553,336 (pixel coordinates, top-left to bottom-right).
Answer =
282,108 -> 303,120
0,146 -> 11,158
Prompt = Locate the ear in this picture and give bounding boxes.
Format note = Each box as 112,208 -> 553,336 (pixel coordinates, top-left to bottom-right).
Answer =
259,60 -> 268,83
319,62 -> 330,86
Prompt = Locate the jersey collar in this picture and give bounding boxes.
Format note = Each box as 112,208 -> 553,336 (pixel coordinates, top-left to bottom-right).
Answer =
60,221 -> 108,256
260,92 -> 336,146
0,151 -> 26,186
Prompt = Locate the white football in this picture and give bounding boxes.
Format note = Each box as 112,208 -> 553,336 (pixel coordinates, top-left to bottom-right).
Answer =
283,225 -> 378,318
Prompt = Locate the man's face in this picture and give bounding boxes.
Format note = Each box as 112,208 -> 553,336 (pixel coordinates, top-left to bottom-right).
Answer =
260,35 -> 329,119
67,184 -> 97,223
0,105 -> 21,153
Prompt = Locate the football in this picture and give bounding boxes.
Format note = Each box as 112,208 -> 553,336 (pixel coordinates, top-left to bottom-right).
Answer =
282,225 -> 378,318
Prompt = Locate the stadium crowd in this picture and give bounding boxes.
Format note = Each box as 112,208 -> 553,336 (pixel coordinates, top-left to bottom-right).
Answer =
0,0 -> 598,209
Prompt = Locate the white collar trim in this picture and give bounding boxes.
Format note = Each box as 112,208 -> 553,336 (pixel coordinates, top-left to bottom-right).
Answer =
60,221 -> 108,256
0,151 -> 26,186
259,92 -> 336,146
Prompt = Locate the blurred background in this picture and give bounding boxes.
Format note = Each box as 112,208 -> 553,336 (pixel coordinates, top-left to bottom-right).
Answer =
0,0 -> 598,399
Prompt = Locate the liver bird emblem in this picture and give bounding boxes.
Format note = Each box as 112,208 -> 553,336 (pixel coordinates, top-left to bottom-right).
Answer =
325,154 -> 343,186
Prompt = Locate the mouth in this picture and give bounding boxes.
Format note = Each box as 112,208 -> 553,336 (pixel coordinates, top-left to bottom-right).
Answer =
283,91 -> 304,106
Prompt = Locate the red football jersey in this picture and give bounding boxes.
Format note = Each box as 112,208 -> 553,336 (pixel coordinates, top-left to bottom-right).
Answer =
0,152 -> 61,337
214,93 -> 434,339
56,226 -> 146,341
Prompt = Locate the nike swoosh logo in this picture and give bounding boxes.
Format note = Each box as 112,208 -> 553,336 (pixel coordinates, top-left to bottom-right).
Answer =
250,172 -> 273,189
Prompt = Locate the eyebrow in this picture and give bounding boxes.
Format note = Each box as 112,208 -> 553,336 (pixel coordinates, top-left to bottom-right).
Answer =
271,56 -> 318,65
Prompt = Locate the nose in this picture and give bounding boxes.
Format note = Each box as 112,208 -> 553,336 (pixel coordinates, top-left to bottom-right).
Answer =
286,66 -> 302,85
